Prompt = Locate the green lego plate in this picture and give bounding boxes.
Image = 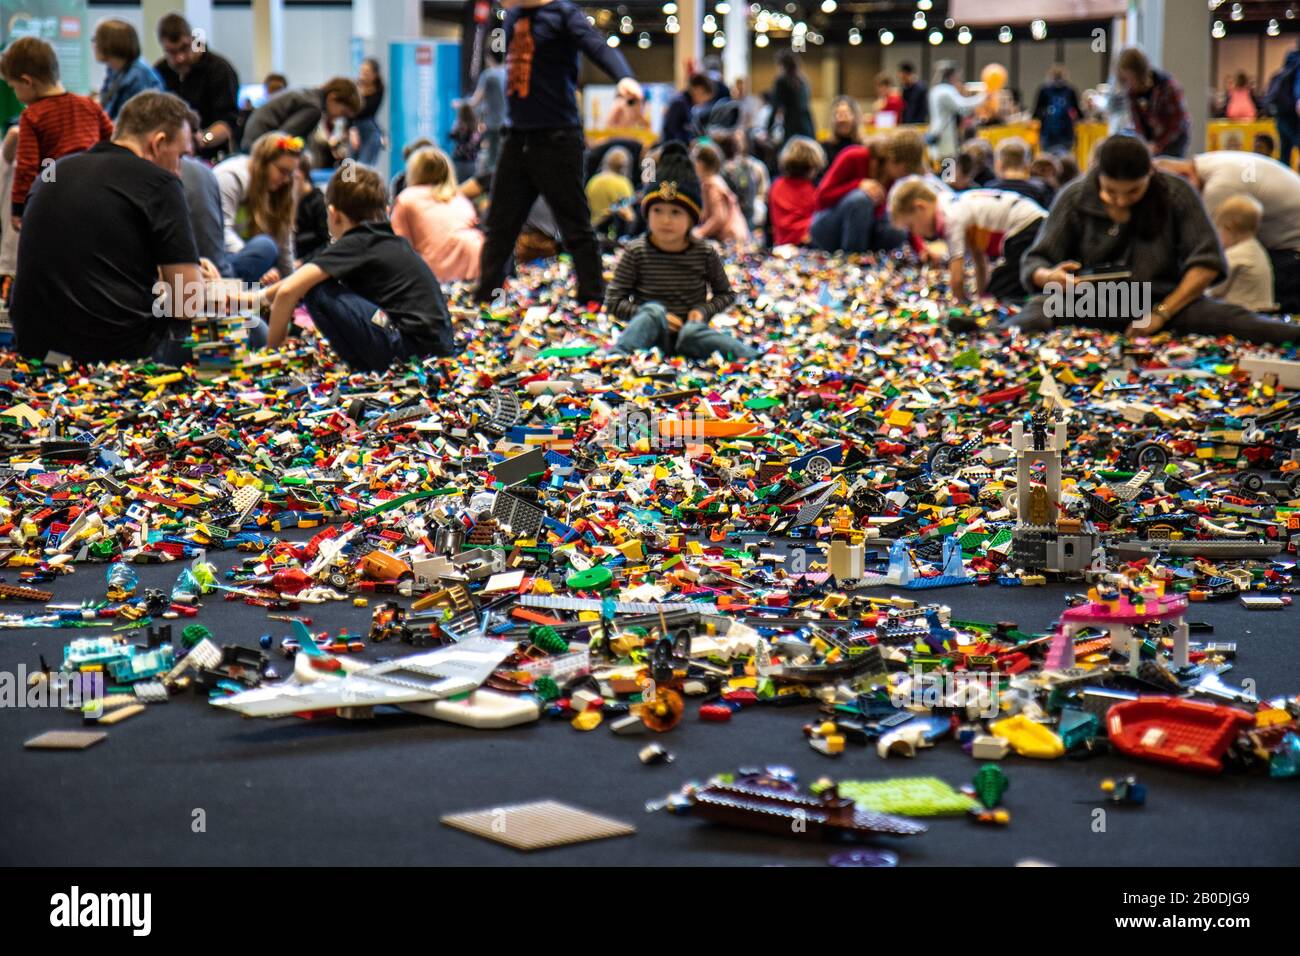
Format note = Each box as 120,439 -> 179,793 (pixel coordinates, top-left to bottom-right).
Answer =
836,777 -> 978,817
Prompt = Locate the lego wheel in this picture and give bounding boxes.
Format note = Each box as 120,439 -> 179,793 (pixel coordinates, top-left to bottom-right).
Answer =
1240,473 -> 1263,493
928,444 -> 958,476
804,455 -> 832,481
1131,441 -> 1168,470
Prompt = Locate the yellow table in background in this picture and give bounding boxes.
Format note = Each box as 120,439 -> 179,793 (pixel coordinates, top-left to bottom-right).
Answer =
586,127 -> 659,149
1205,119 -> 1299,170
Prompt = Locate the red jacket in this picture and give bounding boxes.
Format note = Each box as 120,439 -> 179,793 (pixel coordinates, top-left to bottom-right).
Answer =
814,144 -> 875,212
768,176 -> 816,246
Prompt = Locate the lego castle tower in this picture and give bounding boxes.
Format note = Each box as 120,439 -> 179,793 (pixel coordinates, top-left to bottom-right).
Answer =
1009,410 -> 1098,576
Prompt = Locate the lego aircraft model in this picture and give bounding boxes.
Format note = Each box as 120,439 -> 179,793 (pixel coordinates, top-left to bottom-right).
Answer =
211,621 -> 518,719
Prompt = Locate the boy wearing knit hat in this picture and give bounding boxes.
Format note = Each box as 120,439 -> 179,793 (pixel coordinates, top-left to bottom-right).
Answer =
606,144 -> 757,360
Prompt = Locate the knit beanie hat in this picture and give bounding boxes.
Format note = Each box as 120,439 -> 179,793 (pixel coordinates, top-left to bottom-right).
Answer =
641,142 -> 703,225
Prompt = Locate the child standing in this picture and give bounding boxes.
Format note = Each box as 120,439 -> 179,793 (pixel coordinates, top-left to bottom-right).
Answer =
768,136 -> 825,246
2,37 -> 113,228
475,0 -> 640,306
1210,194 -> 1276,312
262,164 -> 457,370
889,179 -> 1046,303
607,152 -> 756,361
692,141 -> 750,245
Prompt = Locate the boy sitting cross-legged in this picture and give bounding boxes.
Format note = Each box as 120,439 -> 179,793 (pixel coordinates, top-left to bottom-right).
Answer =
262,164 -> 457,370
607,144 -> 757,361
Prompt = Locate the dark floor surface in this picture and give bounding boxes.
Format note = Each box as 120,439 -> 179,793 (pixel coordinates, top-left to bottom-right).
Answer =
2,550 -> 1297,867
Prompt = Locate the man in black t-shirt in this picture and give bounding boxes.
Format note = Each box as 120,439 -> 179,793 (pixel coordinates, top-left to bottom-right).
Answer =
11,92 -> 210,363
154,13 -> 240,160
263,165 -> 457,371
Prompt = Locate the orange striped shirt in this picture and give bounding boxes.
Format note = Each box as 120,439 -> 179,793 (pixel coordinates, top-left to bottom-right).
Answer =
13,93 -> 114,215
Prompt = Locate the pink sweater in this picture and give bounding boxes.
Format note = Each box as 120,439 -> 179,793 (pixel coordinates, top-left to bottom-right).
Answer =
391,186 -> 484,282
694,174 -> 750,245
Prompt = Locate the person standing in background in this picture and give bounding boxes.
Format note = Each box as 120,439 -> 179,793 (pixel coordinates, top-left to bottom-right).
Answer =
471,48 -> 507,176
873,74 -> 904,127
154,13 -> 241,160
94,19 -> 162,121
1224,72 -> 1258,120
1032,64 -> 1080,156
927,62 -> 984,164
768,50 -> 815,144
449,101 -> 482,183
822,96 -> 862,172
898,62 -> 928,126
1265,41 -> 1300,169
349,58 -> 385,167
474,0 -> 641,306
1115,47 -> 1190,157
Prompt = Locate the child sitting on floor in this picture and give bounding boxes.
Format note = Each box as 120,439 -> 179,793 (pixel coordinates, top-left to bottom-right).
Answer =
692,141 -> 750,245
390,146 -> 483,283
889,177 -> 1046,304
1209,194 -> 1276,313
607,149 -> 756,361
767,136 -> 825,247
262,164 -> 457,370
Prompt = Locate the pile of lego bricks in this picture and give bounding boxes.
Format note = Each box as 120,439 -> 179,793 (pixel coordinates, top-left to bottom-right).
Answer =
4,249 -> 1300,783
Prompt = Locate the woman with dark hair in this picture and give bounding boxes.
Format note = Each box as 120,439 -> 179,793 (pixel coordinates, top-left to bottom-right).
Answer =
93,19 -> 163,120
349,57 -> 385,166
767,50 -> 815,144
1011,135 -> 1297,342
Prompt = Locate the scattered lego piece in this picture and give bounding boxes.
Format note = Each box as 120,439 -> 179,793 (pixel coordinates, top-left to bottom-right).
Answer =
440,800 -> 635,851
25,730 -> 107,750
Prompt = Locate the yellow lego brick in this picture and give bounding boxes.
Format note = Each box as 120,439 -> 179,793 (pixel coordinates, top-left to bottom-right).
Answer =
886,409 -> 914,427
618,539 -> 645,561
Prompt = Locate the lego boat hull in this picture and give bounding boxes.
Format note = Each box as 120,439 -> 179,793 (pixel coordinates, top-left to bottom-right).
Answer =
1106,697 -> 1253,773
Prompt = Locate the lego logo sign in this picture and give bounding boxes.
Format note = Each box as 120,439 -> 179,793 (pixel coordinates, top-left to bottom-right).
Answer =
416,46 -> 433,66
59,17 -> 81,38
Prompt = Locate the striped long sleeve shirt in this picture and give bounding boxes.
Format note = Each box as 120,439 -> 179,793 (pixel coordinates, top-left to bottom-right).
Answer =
13,93 -> 113,216
604,235 -> 735,320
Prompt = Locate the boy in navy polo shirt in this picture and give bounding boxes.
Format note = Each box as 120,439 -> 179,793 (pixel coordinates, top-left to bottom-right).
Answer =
475,0 -> 641,307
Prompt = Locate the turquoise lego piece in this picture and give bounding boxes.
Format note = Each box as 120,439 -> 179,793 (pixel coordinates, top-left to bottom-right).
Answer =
1058,706 -> 1101,751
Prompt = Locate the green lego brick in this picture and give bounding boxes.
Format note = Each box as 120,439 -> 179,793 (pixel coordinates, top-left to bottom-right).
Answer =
836,777 -> 978,817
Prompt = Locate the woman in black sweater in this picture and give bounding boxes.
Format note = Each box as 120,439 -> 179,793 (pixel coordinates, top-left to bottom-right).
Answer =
1012,135 -> 1296,344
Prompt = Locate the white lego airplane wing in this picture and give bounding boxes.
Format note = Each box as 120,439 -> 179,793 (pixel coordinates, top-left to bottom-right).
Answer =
212,636 -> 517,719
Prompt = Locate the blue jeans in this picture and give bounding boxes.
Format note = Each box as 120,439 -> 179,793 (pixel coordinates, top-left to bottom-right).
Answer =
231,235 -> 280,283
353,118 -> 383,167
614,302 -> 757,361
151,317 -> 269,366
1279,121 -> 1300,171
304,280 -> 410,372
810,190 -> 906,255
